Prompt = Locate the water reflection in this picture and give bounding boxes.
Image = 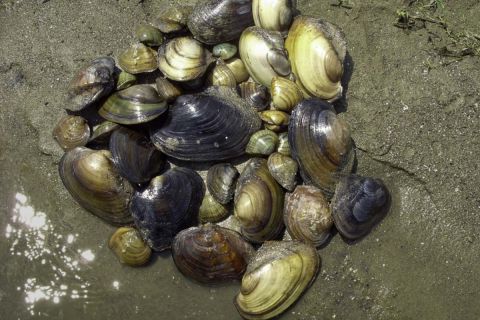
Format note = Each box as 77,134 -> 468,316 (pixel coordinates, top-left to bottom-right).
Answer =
6,191 -> 94,315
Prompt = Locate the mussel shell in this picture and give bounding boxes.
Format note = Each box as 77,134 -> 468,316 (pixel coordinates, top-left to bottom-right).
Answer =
199,193 -> 230,224
155,77 -> 182,102
237,82 -> 270,111
130,167 -> 204,251
52,115 -> 91,151
259,110 -> 289,128
157,37 -> 213,82
331,175 -> 391,241
277,132 -> 290,156
59,147 -> 133,226
288,98 -> 354,197
239,26 -> 290,87
225,58 -> 250,83
284,185 -> 333,247
109,127 -> 164,185
118,43 -> 158,74
234,158 -> 285,243
150,86 -> 261,162
135,24 -> 164,47
67,57 -> 115,111
151,5 -> 192,34
267,152 -> 297,191
246,129 -> 278,156
271,76 -> 303,112
234,240 -> 320,319
172,224 -> 254,284
116,71 -> 137,90
213,43 -> 238,60
99,84 -> 167,125
252,0 -> 296,32
207,163 -> 239,205
206,62 -> 237,88
187,0 -> 254,45
88,121 -> 120,146
285,15 -> 346,101
109,227 -> 152,267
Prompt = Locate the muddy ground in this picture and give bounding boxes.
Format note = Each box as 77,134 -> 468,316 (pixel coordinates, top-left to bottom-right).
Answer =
0,0 -> 479,319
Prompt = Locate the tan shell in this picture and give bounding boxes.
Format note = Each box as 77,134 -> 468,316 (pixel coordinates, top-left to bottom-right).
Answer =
109,227 -> 152,267
118,43 -> 158,74
271,76 -> 303,112
252,0 -> 296,32
52,115 -> 90,151
225,58 -> 250,83
206,62 -> 237,88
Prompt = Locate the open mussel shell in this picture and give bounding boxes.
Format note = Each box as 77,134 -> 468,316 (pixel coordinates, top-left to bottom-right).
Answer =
213,43 -> 238,60
267,152 -> 297,191
109,127 -> 164,185
172,224 -> 254,284
206,62 -> 237,88
285,15 -> 346,101
239,26 -> 291,87
158,37 -> 213,82
199,193 -> 230,224
207,163 -> 239,205
67,56 -> 115,111
237,82 -> 270,111
246,130 -> 278,156
53,115 -> 90,151
118,43 -> 158,74
289,98 -> 354,197
187,0 -> 254,45
150,86 -> 261,162
151,5 -> 192,34
276,132 -> 290,156
225,58 -> 250,83
116,71 -> 137,90
59,147 -> 133,226
271,76 -> 303,112
135,24 -> 164,47
252,0 -> 296,32
109,227 -> 152,267
284,185 -> 333,247
234,158 -> 285,243
99,84 -> 167,125
155,77 -> 182,102
234,240 -> 320,319
130,167 -> 204,252
331,175 -> 391,241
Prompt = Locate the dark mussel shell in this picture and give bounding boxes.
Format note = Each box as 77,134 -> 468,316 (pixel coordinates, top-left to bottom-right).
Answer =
172,224 -> 255,284
289,98 -> 355,197
109,127 -> 164,185
59,147 -> 133,226
67,57 -> 115,111
331,175 -> 391,241
187,0 -> 254,45
150,87 -> 261,161
237,82 -> 270,111
129,167 -> 204,251
207,163 -> 239,204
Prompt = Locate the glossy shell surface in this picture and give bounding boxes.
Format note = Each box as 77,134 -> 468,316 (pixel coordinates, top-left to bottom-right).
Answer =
109,227 -> 152,267
207,163 -> 239,205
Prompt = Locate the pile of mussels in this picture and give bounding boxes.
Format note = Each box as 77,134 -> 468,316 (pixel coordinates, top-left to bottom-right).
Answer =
53,0 -> 392,319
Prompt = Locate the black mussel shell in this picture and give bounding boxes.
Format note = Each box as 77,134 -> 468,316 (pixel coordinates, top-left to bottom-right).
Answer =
129,167 -> 204,251
207,163 -> 239,204
109,127 -> 164,185
150,87 -> 261,162
331,175 -> 391,241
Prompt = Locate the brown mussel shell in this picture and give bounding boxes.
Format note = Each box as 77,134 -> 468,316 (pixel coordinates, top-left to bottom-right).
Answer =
234,158 -> 285,243
237,82 -> 270,111
246,129 -> 279,156
331,175 -> 391,241
129,167 -> 204,252
109,127 -> 164,185
59,147 -> 133,226
284,185 -> 333,247
135,24 -> 164,47
150,86 -> 261,162
109,227 -> 152,267
225,58 -> 250,83
67,57 -> 115,111
155,77 -> 182,102
151,5 -> 192,34
199,192 -> 230,224
206,62 -> 238,88
288,98 -> 354,197
118,43 -> 158,74
267,152 -> 297,191
207,163 -> 240,205
271,76 -> 303,112
53,115 -> 91,151
172,224 -> 255,284
276,132 -> 290,156
187,0 -> 254,45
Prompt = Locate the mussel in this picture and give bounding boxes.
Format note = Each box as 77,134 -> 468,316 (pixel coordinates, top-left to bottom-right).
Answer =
207,163 -> 239,205
239,26 -> 291,87
118,43 -> 158,74
150,86 -> 261,161
67,57 -> 115,111
234,158 -> 285,243
199,193 -> 230,224
151,5 -> 192,34
187,0 -> 254,45
289,99 -> 354,197
155,77 -> 182,102
172,224 -> 255,284
88,121 -> 120,146
109,227 -> 152,267
130,167 -> 204,251
285,15 -> 346,101
213,43 -> 238,60
135,24 -> 164,47
237,82 -> 270,111
158,37 -> 213,81
53,115 -> 90,151
59,147 -> 133,226
331,175 -> 391,241
206,62 -> 237,88
284,185 -> 333,247
116,71 -> 137,90
252,0 -> 296,32
109,127 -> 164,185
246,130 -> 278,156
234,240 -> 320,319
259,110 -> 289,132
225,58 -> 250,83
267,152 -> 297,191
99,84 -> 167,125
270,76 -> 303,112
276,132 -> 290,156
